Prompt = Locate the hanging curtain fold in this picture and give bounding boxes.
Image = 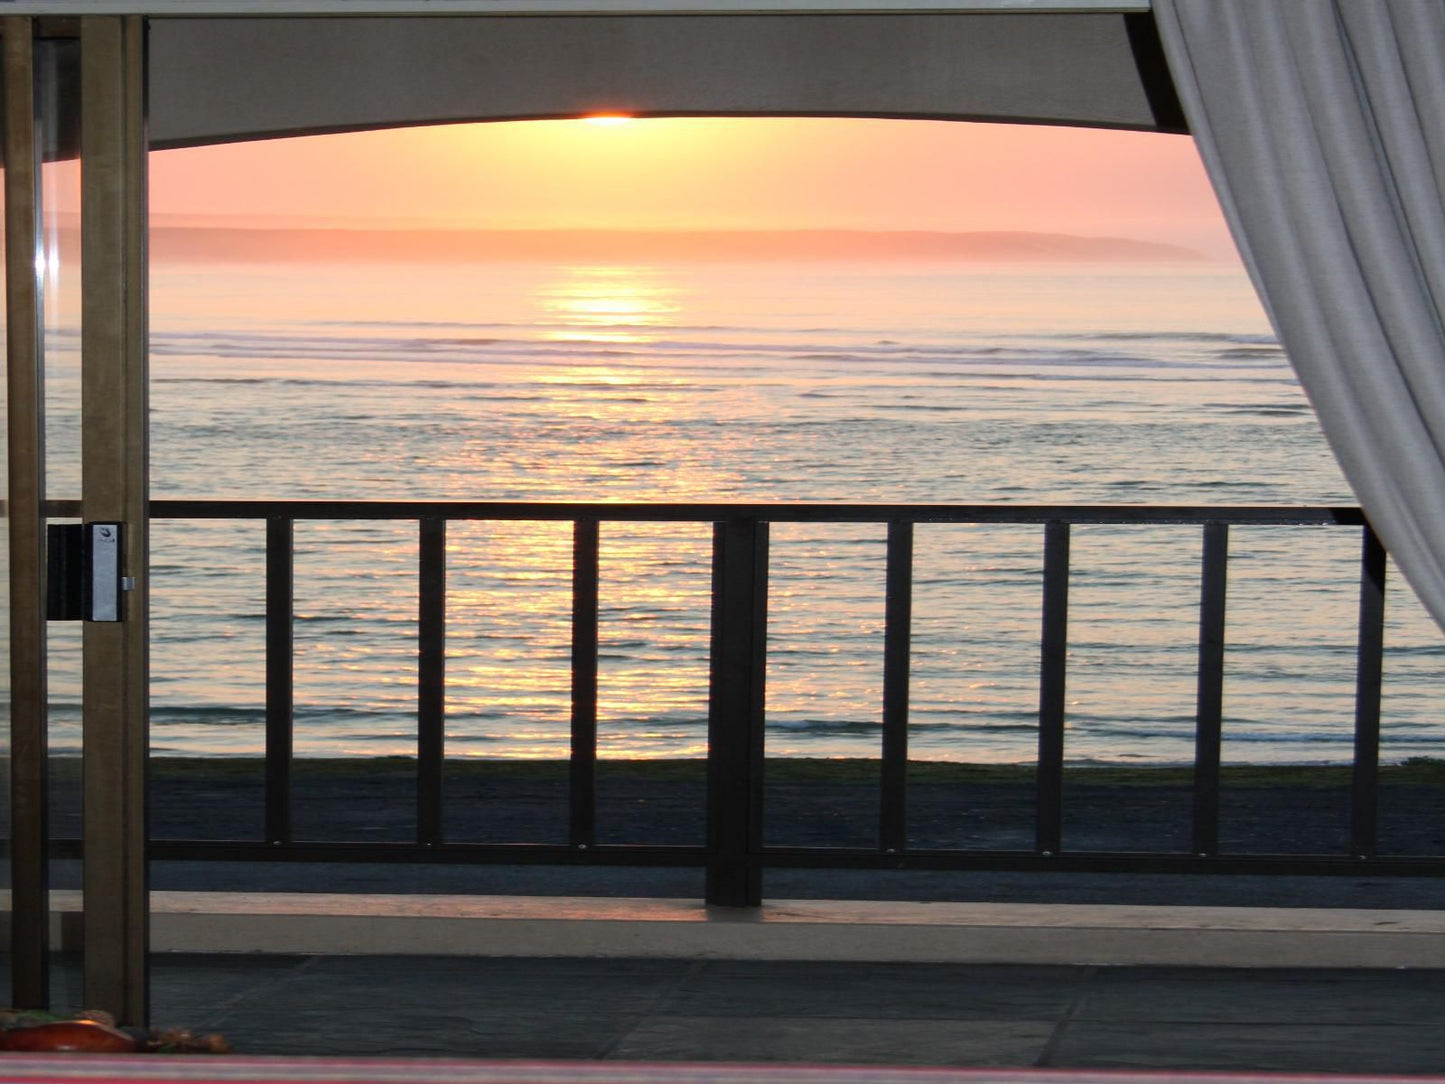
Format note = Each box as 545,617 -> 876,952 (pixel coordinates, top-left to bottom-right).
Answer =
1153,0 -> 1445,630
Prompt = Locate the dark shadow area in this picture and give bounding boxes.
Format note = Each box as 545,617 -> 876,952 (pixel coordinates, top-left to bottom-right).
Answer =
292,758 -> 416,843
1063,766 -> 1192,854
45,757 -> 82,849
765,759 -> 878,849
906,763 -> 1032,851
33,755 -> 1445,906
596,760 -> 704,846
1376,760 -> 1445,856
150,757 -> 264,840
1218,767 -> 1351,854
443,759 -> 568,845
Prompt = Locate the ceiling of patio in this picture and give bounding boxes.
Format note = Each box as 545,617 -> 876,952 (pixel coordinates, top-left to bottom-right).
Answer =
147,11 -> 1185,149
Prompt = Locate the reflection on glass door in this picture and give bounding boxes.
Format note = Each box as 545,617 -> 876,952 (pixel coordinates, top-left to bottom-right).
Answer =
3,22 -> 82,1012
37,39 -> 82,958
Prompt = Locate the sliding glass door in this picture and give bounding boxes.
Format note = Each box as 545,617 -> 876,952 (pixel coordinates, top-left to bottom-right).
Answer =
5,15 -> 148,1024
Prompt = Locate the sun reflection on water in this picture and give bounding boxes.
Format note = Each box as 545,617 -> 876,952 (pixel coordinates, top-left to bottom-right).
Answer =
537,265 -> 680,344
434,521 -> 713,760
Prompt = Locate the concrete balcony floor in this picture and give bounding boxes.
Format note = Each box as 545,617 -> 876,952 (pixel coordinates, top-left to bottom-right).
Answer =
31,951 -> 1445,1072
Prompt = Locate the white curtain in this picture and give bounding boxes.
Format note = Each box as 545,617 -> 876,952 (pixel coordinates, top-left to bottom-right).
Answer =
1153,0 -> 1445,630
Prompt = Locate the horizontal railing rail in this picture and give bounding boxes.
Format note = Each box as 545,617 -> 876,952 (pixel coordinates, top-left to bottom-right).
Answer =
63,498 -> 1373,525
44,499 -> 1428,904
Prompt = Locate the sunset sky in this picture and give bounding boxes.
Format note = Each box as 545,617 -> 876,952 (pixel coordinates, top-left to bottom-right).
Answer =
147,117 -> 1239,258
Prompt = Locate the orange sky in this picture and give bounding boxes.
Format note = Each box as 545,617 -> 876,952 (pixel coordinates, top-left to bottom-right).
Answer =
148,117 -> 1238,257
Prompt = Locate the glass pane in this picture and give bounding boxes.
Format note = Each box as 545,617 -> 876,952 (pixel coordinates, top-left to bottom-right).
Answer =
38,36 -> 82,1010
1,31 -> 82,1010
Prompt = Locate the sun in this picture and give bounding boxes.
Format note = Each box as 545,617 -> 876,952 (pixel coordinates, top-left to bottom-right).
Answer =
582,113 -> 634,127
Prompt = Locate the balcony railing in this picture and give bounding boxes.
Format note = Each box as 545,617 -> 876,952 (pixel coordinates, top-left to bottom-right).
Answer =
70,500 -> 1440,904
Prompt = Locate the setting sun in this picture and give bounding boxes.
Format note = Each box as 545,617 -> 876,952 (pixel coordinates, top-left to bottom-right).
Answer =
583,113 -> 634,127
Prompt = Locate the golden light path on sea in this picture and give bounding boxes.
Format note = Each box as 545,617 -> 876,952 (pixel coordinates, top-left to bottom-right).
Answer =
442,520 -> 714,760
537,265 -> 681,344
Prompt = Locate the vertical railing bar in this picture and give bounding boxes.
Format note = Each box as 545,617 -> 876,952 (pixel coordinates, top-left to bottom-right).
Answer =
265,515 -> 294,845
1351,523 -> 1386,859
880,519 -> 913,855
706,518 -> 768,907
1192,522 -> 1228,857
5,15 -> 49,1010
417,516 -> 446,846
570,517 -> 600,850
1035,521 -> 1069,856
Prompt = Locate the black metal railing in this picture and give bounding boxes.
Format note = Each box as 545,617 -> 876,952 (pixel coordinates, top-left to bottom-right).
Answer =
92,500 -> 1444,903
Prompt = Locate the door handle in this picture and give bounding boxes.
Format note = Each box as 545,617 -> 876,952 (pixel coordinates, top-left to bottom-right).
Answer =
46,521 -> 126,622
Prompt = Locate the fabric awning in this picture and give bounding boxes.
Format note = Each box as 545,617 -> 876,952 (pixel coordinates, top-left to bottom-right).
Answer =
146,11 -> 1184,148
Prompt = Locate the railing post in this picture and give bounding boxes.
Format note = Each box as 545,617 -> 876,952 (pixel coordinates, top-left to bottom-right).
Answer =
1193,522 -> 1228,857
265,515 -> 294,845
1351,524 -> 1386,859
706,518 -> 768,907
880,520 -> 913,855
417,516 -> 446,846
1036,521 -> 1069,856
570,518 -> 600,850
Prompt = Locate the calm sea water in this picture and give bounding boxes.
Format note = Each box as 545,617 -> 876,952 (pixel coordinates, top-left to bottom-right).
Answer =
43,258 -> 1445,764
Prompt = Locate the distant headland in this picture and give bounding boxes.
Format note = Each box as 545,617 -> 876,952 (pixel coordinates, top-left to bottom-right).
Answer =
148,225 -> 1205,264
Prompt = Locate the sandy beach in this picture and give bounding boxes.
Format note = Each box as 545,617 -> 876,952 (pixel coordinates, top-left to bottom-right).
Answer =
23,757 -> 1445,909
32,756 -> 1445,857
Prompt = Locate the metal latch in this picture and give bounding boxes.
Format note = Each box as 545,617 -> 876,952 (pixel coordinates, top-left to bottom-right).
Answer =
46,522 -> 126,622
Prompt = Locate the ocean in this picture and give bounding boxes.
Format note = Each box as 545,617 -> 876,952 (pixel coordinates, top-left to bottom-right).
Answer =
42,257 -> 1445,766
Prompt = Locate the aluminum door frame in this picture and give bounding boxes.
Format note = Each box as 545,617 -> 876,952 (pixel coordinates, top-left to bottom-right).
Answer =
3,14 -> 150,1024
79,13 -> 149,1026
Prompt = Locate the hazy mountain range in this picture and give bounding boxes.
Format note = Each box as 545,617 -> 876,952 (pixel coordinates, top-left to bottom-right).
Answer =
146,226 -> 1204,264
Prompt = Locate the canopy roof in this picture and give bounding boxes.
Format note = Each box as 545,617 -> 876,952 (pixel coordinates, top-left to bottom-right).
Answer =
10,5 -> 1182,157
12,1 -> 1152,12
147,10 -> 1181,147
146,11 -> 1179,148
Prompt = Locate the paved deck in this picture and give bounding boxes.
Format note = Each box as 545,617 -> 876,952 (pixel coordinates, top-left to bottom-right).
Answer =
40,954 -> 1445,1072
24,892 -> 1445,968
